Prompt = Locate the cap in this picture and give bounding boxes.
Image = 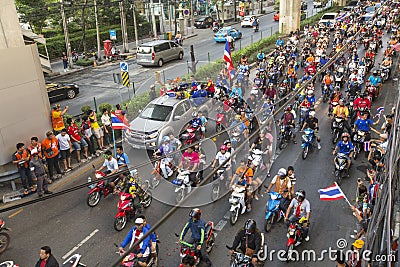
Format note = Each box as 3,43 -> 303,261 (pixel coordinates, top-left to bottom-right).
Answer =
352,239 -> 364,249
135,218 -> 144,224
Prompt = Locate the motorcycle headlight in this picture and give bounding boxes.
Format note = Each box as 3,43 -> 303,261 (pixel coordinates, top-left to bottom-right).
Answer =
147,131 -> 159,139
302,135 -> 307,140
229,198 -> 239,205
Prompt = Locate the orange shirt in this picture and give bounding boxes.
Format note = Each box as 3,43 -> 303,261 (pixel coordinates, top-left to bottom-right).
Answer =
42,137 -> 59,158
51,110 -> 65,131
235,166 -> 254,183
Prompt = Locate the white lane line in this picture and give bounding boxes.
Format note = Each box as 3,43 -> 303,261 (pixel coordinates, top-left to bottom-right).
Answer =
62,229 -> 99,260
214,220 -> 227,231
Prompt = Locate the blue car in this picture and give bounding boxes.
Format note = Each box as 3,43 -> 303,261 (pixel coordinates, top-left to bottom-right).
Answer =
214,27 -> 243,43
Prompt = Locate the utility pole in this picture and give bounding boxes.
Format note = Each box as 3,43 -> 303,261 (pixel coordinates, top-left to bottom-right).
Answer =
174,0 -> 177,35
60,0 -> 73,68
94,0 -> 101,61
233,0 -> 237,21
159,3 -> 165,34
119,0 -> 129,52
150,0 -> 158,39
190,0 -> 194,34
131,3 -> 139,48
168,0 -> 172,31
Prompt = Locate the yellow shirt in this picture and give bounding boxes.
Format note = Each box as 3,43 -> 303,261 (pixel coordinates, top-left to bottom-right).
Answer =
89,115 -> 100,129
333,105 -> 349,118
51,110 -> 65,131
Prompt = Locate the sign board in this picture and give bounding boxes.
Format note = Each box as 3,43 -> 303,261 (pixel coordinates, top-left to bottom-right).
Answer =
183,9 -> 190,17
121,71 -> 130,87
109,30 -> 116,40
120,62 -> 128,72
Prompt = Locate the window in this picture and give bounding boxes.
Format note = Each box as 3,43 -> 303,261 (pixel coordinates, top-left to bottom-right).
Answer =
158,42 -> 171,52
174,103 -> 185,117
137,46 -> 152,54
170,42 -> 178,48
139,104 -> 173,121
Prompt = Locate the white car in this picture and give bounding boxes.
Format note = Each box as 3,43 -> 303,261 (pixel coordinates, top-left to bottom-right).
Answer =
319,12 -> 338,30
313,1 -> 323,8
241,16 -> 254,27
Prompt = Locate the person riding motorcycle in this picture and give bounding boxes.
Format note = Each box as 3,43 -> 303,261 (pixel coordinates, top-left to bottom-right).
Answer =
381,56 -> 393,77
153,136 -> 174,179
306,90 -> 316,107
179,209 -> 212,267
226,34 -> 234,50
115,169 -> 143,211
175,31 -> 183,45
230,114 -> 249,139
332,132 -> 354,172
354,112 -> 380,141
332,99 -> 351,132
230,219 -> 262,266
367,70 -> 382,96
279,106 -> 297,144
322,71 -> 334,92
353,93 -> 371,114
211,145 -> 232,179
266,168 -> 292,212
300,111 -> 321,149
284,190 -> 311,242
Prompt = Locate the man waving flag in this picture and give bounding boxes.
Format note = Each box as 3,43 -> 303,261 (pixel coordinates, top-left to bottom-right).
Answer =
224,40 -> 234,71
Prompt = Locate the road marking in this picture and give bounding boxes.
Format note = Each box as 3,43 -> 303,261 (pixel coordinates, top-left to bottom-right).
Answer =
214,220 -> 227,231
8,208 -> 23,218
223,211 -> 230,220
62,229 -> 99,260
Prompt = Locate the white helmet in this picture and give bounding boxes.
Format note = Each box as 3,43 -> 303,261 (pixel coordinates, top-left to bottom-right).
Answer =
277,168 -> 287,176
309,111 -> 316,117
307,90 -> 314,95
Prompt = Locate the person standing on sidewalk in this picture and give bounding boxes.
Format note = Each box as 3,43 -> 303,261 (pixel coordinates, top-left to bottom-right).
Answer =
12,143 -> 35,195
28,137 -> 44,160
42,131 -> 62,181
51,104 -> 68,134
67,118 -> 89,163
56,129 -> 72,173
29,149 -> 52,197
62,52 -> 68,72
88,109 -> 105,151
101,108 -> 113,147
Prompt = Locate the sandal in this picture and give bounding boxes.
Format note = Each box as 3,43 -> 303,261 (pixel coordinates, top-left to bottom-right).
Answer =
23,189 -> 29,195
30,187 -> 37,192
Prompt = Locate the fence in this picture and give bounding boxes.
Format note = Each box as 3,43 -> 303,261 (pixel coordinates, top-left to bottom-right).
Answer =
364,84 -> 400,267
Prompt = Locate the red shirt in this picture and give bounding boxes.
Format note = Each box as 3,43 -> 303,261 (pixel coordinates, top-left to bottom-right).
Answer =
40,259 -> 47,267
67,124 -> 81,142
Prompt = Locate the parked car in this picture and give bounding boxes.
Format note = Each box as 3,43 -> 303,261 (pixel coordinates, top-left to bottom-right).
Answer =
46,82 -> 79,103
125,95 -> 212,150
319,12 -> 338,30
194,16 -> 214,28
136,40 -> 184,67
240,15 -> 255,27
214,27 -> 242,43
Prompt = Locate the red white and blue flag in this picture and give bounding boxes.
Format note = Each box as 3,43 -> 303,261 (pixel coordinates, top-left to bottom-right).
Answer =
374,107 -> 384,118
224,41 -> 234,71
364,141 -> 371,152
111,112 -> 129,130
318,183 -> 345,201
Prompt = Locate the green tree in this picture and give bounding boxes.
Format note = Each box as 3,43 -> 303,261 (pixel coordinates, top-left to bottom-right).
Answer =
16,0 -> 54,33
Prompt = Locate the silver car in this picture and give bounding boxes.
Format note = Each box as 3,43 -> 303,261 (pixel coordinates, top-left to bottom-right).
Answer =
136,40 -> 184,67
125,95 -> 212,150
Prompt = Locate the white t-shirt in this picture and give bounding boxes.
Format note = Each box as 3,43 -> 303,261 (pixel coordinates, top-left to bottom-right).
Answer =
56,133 -> 71,150
103,158 -> 119,172
289,198 -> 311,218
215,151 -> 231,166
271,175 -> 292,188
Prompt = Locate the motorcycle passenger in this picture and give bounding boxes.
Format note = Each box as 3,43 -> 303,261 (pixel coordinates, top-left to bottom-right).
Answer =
276,36 -> 285,48
332,132 -> 354,172
114,170 -> 142,212
300,111 -> 321,150
119,217 -> 152,267
279,106 -> 297,144
332,99 -> 351,132
230,115 -> 249,139
153,136 -> 174,179
179,209 -> 212,267
175,31 -> 182,45
367,70 -> 382,95
230,219 -> 262,266
96,150 -> 119,189
264,83 -> 277,102
284,190 -> 311,242
322,71 -> 334,92
188,112 -> 203,131
381,56 -> 393,77
353,112 -> 380,140
179,146 -> 200,184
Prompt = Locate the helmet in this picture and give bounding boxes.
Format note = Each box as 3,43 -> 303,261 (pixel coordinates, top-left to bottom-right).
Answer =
189,208 -> 201,220
307,90 -> 314,95
342,132 -> 350,138
339,99 -> 344,105
192,111 -> 198,118
373,70 -> 378,75
224,139 -> 231,145
162,136 -> 170,143
220,145 -> 227,151
130,169 -> 138,176
235,114 -> 241,121
286,106 -> 292,112
309,111 -> 316,117
295,190 -> 306,202
244,219 -> 257,234
335,86 -> 340,91
277,168 -> 287,176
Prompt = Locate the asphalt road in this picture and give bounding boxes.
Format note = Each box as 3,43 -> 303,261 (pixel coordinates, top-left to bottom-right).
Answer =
2,25 -> 398,266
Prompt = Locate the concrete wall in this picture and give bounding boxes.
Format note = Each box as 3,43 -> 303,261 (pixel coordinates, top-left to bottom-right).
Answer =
0,0 -> 51,165
279,0 -> 301,34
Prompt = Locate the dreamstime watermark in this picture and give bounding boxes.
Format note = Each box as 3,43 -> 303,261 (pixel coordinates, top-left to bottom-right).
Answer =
255,238 -> 397,263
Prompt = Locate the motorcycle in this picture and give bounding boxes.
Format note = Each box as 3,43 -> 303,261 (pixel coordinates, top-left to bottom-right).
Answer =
278,125 -> 293,150
249,149 -> 265,173
211,167 -> 229,201
335,70 -> 344,88
299,107 -> 310,126
286,220 -> 306,261
352,130 -> 367,160
115,244 -> 159,267
0,220 -> 10,255
172,168 -> 193,203
301,128 -> 315,159
62,254 -> 86,267
334,153 -> 349,185
181,127 -> 201,145
216,112 -> 227,133
114,185 -> 153,231
322,84 -> 330,103
229,185 -> 247,225
230,129 -> 242,149
177,222 -> 216,265
264,191 -> 285,232
87,167 -> 112,207
0,262 -> 18,267
380,66 -> 390,82
253,25 -> 259,32
332,117 -> 345,144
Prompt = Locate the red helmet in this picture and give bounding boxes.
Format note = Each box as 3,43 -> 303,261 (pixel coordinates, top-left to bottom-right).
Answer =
189,208 -> 201,220
220,145 -> 227,151
342,132 -> 350,138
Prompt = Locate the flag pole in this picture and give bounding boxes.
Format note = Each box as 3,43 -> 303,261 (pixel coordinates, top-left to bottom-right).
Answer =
110,120 -> 117,155
334,182 -> 352,207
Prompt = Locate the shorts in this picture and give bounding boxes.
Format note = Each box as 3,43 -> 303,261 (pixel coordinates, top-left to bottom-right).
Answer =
93,128 -> 104,139
71,139 -> 88,151
314,130 -> 320,139
60,149 -> 71,160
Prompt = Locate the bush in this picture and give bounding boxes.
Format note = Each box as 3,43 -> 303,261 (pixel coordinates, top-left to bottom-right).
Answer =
98,103 -> 112,113
126,92 -> 150,120
75,59 -> 94,66
81,105 -> 92,115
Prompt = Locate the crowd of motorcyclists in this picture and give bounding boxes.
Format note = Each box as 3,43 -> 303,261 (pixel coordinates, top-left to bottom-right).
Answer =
109,0 -> 400,265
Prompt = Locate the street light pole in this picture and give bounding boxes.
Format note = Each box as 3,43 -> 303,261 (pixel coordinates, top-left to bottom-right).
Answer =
190,0 -> 194,34
94,0 -> 101,61
119,0 -> 129,52
150,0 -> 158,39
131,4 -> 139,48
60,0 -> 73,68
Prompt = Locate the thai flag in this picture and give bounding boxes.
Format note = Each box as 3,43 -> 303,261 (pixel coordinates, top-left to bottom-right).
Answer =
335,12 -> 348,21
375,107 -> 384,118
224,41 -> 234,71
111,112 -> 129,130
318,183 -> 345,201
364,141 -> 370,152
